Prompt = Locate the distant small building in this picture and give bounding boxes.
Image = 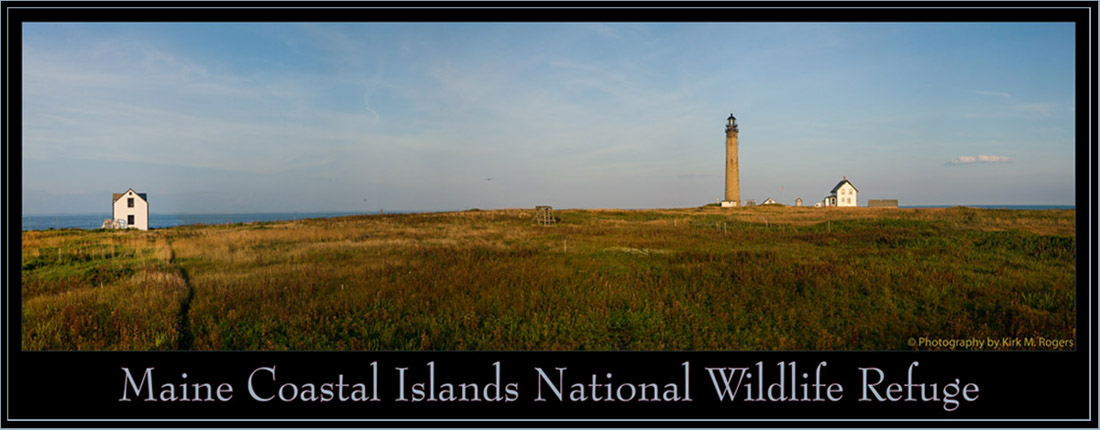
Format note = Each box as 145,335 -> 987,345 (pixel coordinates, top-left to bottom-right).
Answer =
795,197 -> 803,207
868,199 -> 899,208
111,188 -> 149,230
533,205 -> 557,226
745,199 -> 757,206
822,176 -> 858,208
762,197 -> 778,205
813,201 -> 823,208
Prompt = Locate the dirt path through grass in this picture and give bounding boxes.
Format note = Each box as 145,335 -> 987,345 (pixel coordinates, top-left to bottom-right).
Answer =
167,244 -> 196,350
173,258 -> 196,350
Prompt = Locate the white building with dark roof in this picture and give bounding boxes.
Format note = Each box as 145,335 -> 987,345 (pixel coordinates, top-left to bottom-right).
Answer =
822,177 -> 858,208
111,188 -> 149,230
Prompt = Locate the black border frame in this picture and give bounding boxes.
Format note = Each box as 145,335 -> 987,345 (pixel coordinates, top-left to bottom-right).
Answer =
3,2 -> 1097,427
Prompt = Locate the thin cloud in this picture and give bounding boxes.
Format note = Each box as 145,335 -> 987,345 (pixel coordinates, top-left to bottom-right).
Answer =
590,23 -> 622,39
22,44 -> 383,175
969,90 -> 1012,99
946,155 -> 1014,166
674,173 -> 715,180
1011,103 -> 1054,116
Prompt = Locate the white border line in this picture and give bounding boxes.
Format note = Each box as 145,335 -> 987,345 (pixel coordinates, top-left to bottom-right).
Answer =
5,418 -> 1094,422
4,3 -> 1095,426
1089,2 -> 1096,424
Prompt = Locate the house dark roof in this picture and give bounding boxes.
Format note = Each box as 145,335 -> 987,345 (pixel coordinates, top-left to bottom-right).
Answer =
112,188 -> 148,203
830,178 -> 858,193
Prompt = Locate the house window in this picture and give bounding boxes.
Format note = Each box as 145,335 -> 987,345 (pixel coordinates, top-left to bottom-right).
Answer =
128,198 -> 134,208
127,215 -> 135,225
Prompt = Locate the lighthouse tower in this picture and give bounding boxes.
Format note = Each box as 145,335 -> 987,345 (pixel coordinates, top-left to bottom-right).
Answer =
721,113 -> 740,207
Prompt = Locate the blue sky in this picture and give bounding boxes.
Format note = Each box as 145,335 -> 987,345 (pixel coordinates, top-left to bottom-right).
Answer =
21,23 -> 1076,214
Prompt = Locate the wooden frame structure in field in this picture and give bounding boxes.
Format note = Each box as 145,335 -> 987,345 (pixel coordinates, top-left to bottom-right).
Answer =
534,206 -> 556,226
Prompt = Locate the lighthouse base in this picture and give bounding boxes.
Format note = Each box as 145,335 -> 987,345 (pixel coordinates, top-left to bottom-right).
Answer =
720,200 -> 740,208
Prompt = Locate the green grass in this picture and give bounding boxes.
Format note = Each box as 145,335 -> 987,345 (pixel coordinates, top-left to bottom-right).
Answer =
21,206 -> 1076,350
21,230 -> 186,350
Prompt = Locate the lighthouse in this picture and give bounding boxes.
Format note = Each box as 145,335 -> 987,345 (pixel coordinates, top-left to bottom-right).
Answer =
721,113 -> 740,207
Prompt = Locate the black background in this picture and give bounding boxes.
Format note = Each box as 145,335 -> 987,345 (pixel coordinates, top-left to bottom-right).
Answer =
3,2 -> 1097,426
5,351 -> 1095,422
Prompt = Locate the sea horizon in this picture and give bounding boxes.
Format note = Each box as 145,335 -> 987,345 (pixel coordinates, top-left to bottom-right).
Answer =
20,204 -> 1076,231
21,211 -> 391,231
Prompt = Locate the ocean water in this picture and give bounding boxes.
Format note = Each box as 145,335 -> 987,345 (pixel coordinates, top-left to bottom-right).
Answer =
21,212 -> 378,231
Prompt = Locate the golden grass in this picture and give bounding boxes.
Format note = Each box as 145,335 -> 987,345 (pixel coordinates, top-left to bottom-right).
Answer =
22,229 -> 186,350
21,206 -> 1076,350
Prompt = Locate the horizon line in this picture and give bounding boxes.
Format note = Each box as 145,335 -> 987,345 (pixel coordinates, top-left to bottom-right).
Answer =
21,203 -> 1078,217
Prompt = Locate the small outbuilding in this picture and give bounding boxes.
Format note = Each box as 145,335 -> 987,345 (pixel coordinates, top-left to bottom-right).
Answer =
111,188 -> 149,230
795,197 -> 803,207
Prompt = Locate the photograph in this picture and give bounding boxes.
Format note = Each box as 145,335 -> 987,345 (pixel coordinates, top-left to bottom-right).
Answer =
19,21 -> 1077,352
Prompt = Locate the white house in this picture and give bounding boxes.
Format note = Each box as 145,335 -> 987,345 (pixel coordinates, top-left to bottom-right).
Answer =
823,177 -> 858,208
112,188 -> 149,230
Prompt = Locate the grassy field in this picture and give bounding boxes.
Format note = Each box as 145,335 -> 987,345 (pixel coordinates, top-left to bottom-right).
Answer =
21,206 -> 1076,351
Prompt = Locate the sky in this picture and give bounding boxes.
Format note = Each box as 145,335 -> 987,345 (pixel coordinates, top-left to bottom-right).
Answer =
21,23 -> 1077,214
